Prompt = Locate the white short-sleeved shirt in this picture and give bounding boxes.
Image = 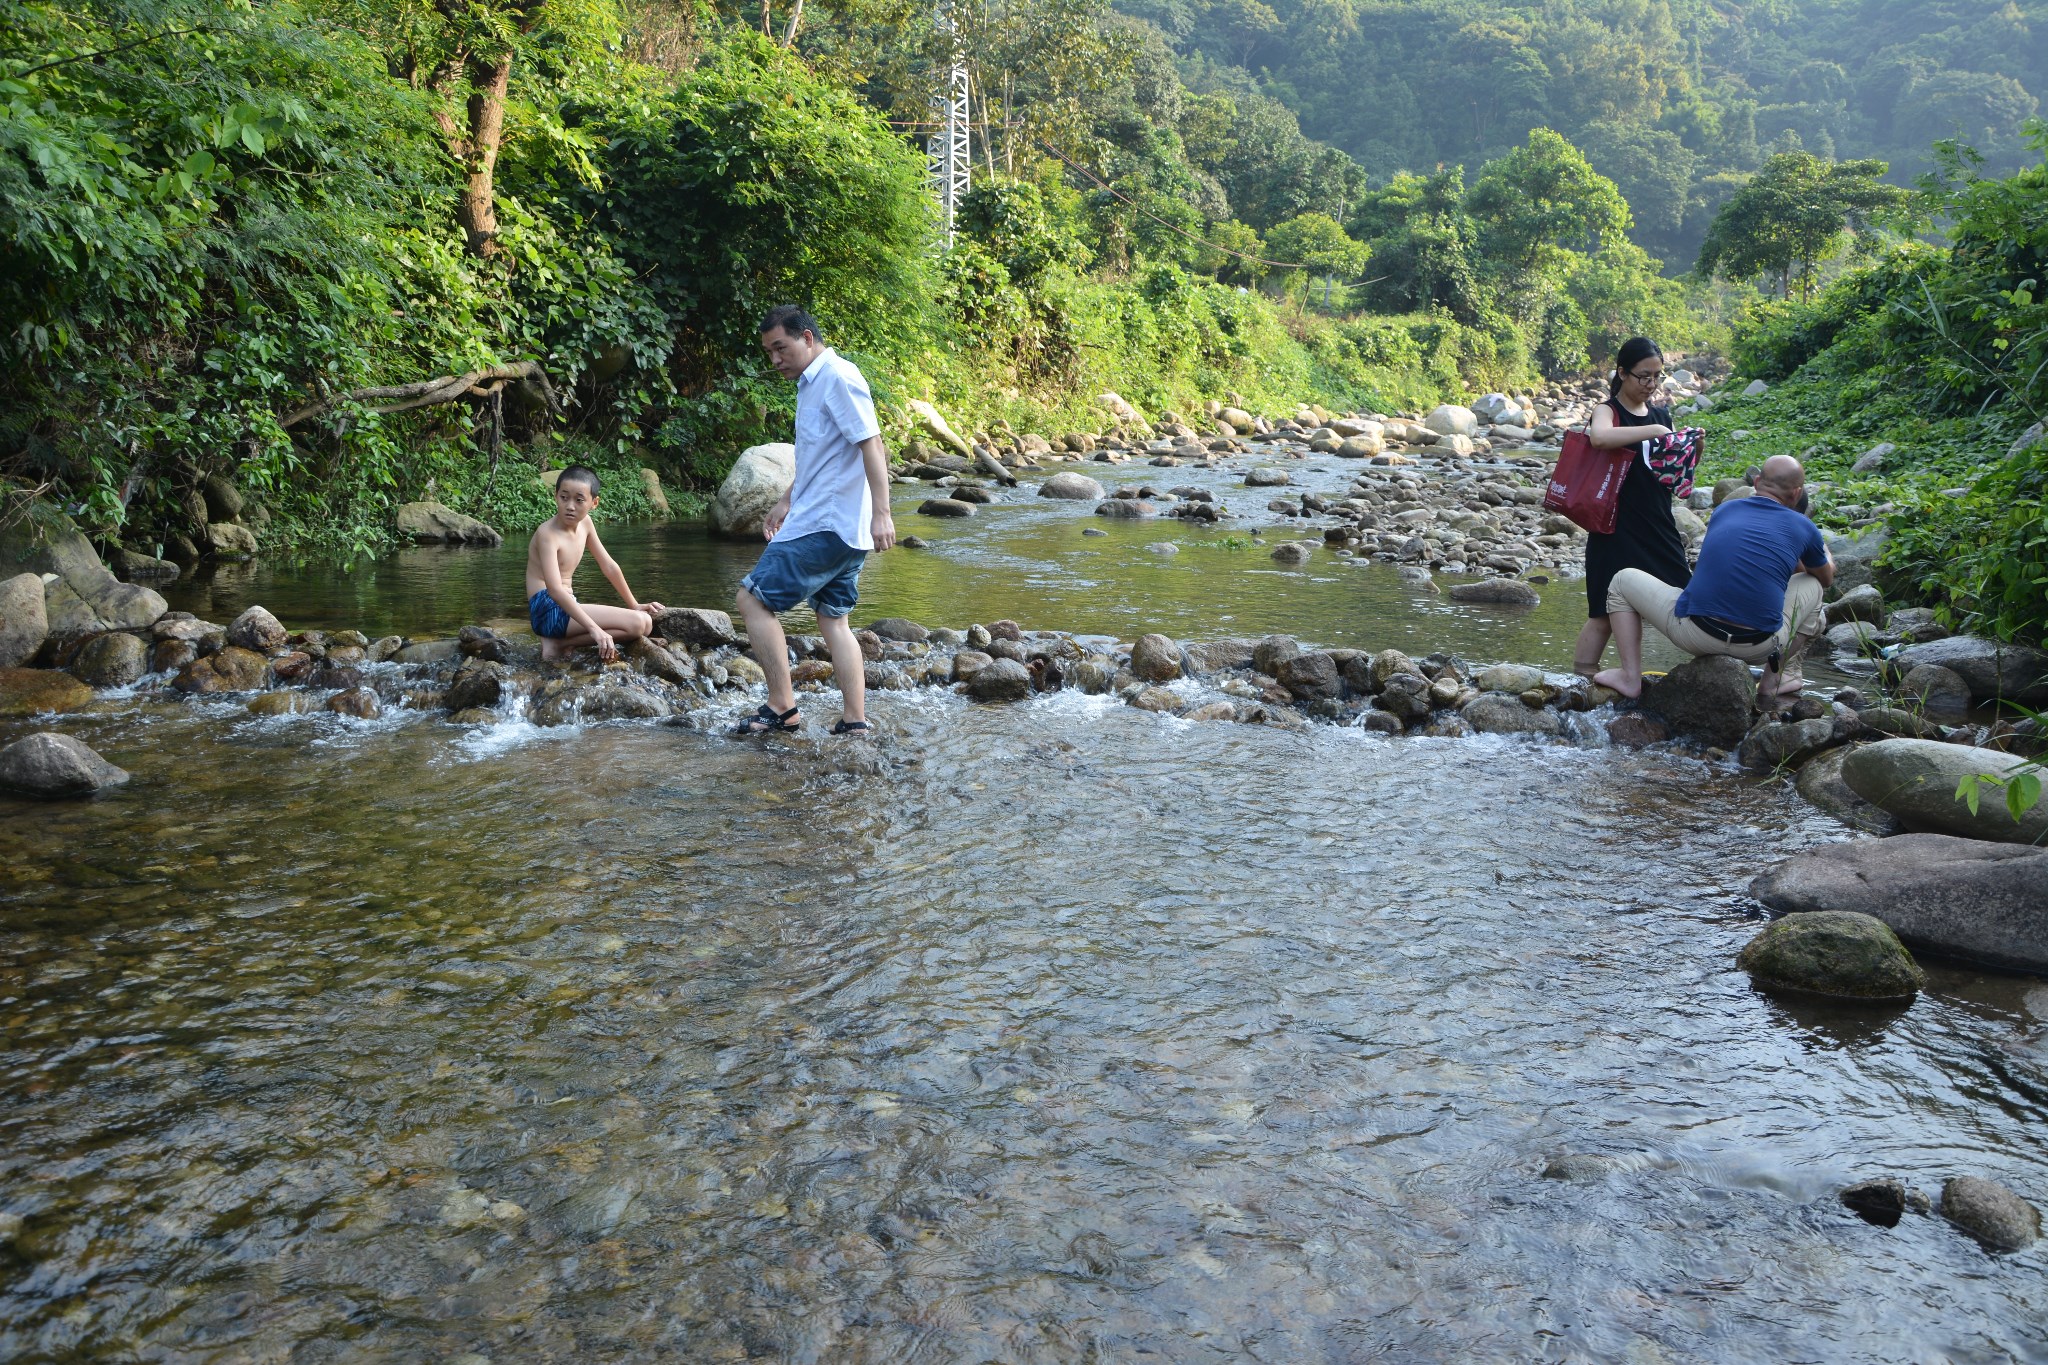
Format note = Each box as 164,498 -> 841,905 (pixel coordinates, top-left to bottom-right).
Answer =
779,347 -> 880,550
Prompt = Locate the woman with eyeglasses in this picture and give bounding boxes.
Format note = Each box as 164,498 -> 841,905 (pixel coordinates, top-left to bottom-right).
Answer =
1574,336 -> 1694,678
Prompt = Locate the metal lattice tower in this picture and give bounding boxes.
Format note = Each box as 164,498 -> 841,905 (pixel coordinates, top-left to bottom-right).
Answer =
927,6 -> 970,245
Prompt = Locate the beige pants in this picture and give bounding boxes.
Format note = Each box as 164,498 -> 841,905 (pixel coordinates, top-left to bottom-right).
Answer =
1606,568 -> 1826,665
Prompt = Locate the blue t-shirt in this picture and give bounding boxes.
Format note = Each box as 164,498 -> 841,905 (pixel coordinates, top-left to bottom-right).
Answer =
1675,495 -> 1828,633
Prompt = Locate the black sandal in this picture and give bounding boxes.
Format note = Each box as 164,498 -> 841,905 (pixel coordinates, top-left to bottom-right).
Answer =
735,703 -> 801,736
830,718 -> 871,736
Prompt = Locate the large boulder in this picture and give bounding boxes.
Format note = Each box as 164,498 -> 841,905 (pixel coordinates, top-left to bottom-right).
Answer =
640,468 -> 671,517
395,501 -> 503,546
1,501 -> 164,633
1736,717 -> 1836,772
1275,650 -> 1340,701
1841,739 -> 2048,844
70,632 -> 148,688
1795,744 -> 1900,834
711,443 -> 796,536
1736,910 -> 1925,1002
0,667 -> 93,716
0,572 -> 48,668
1825,524 -> 1890,595
1749,833 -> 2048,973
1129,633 -> 1184,683
1643,654 -> 1754,748
1889,637 -> 2048,706
206,521 -> 260,559
0,732 -> 130,797
1039,472 -> 1106,501
1424,404 -> 1480,438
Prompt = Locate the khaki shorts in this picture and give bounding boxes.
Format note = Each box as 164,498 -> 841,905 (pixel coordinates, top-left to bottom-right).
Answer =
1606,568 -> 1825,664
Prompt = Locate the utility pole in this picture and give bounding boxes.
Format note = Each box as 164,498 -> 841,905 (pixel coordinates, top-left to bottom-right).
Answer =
928,4 -> 970,245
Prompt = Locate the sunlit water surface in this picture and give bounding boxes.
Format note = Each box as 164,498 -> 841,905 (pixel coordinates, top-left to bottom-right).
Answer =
1,462 -> 2037,1361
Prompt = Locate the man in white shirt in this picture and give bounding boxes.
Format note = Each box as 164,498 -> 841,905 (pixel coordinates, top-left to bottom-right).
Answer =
734,305 -> 897,737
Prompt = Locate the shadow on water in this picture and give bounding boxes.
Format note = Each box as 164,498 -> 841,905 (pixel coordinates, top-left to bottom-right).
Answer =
1,684 -> 2043,1361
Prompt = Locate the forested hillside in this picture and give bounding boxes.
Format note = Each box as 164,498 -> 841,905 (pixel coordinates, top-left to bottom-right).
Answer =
1122,0 -> 2047,270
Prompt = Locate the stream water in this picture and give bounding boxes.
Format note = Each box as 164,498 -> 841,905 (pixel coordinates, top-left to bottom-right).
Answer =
3,459 -> 2042,1362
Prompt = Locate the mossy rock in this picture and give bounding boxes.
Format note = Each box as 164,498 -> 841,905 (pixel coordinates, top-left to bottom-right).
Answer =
1737,910 -> 1925,1003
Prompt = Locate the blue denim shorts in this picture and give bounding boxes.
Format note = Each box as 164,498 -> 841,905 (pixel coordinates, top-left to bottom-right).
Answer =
529,588 -> 571,638
741,531 -> 866,617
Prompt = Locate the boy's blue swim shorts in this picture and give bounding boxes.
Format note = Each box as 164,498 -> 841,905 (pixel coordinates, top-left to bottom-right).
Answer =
740,531 -> 866,617
528,588 -> 571,639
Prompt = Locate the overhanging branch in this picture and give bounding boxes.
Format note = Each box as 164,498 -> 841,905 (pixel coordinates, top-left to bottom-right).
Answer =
281,361 -> 559,429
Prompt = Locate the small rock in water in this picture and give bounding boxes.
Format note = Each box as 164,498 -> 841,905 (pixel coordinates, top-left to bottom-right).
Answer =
1126,685 -> 1182,714
1082,527 -> 1108,537
964,657 -> 1032,702
1144,541 -> 1179,555
1940,1176 -> 2041,1252
1448,579 -> 1540,606
325,687 -> 382,719
227,605 -> 288,654
0,731 -> 130,797
899,534 -> 928,548
1129,634 -> 1184,683
1736,910 -> 1925,1002
1270,542 -> 1311,565
1841,1177 -> 1913,1229
1244,468 -> 1291,487
918,497 -> 976,518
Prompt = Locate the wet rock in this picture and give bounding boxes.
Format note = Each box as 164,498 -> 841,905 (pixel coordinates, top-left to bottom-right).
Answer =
653,608 -> 735,651
325,686 -> 382,719
965,657 -> 1032,702
1244,468 -> 1291,487
442,664 -> 506,713
1750,833 -> 2048,973
1270,542 -> 1311,565
459,624 -> 511,663
394,501 -> 502,546
309,665 -> 365,691
1644,654 -> 1754,748
109,546 -> 179,582
1184,700 -> 1237,722
866,617 -> 930,643
0,573 -> 49,668
1144,541 -> 1178,555
152,639 -> 197,674
247,690 -> 317,716
712,443 -> 795,536
1182,639 -> 1256,672
227,605 -> 288,653
1095,499 -> 1153,519
1886,608 -> 1948,643
1853,706 -> 1948,741
1275,650 -> 1340,702
1251,635 -> 1301,677
1461,694 -> 1562,736
1737,910 -> 1924,1002
1369,649 -> 1424,690
723,654 -> 766,687
1129,633 -> 1184,683
0,667 -> 93,716
1375,672 -> 1433,723
153,615 -> 224,652
1,503 -> 166,633
1889,637 -> 2048,706
919,497 -> 976,518
1940,1177 -> 2041,1252
950,650 -> 993,684
0,732 -> 129,797
1068,658 -> 1116,694
1736,717 -> 1836,772
1127,685 -> 1182,714
1474,663 -> 1544,694
1039,472 -> 1106,500
207,521 -> 259,559
1541,1153 -> 1615,1183
1841,1179 -> 1913,1228
1794,745 -> 1900,834
579,687 -> 671,721
69,632 -> 147,688
173,646 -> 269,694
1842,739 -> 2048,844
1449,579 -> 1540,606
393,638 -> 460,666
1898,664 -> 1973,719
629,638 -> 696,686
368,634 -> 404,663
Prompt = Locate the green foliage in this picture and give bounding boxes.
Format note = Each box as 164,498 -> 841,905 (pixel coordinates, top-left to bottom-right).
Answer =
1465,128 -> 1631,283
1695,151 -> 1909,298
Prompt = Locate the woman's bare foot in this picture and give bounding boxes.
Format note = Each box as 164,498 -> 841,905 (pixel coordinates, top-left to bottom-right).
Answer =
1592,667 -> 1642,699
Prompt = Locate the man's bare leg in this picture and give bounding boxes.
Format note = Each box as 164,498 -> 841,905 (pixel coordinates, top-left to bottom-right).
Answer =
546,604 -> 651,660
817,612 -> 868,726
1574,616 -> 1612,677
735,588 -> 797,720
1592,610 -> 1645,698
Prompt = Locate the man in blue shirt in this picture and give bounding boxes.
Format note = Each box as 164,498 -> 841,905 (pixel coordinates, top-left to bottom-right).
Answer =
1595,455 -> 1832,711
733,305 -> 896,737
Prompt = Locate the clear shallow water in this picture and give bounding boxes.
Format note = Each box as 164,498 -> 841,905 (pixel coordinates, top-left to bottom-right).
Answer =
2,693 -> 2044,1361
3,456 -> 2032,1360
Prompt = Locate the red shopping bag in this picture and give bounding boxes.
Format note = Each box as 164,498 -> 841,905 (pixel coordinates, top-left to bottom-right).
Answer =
1543,429 -> 1632,535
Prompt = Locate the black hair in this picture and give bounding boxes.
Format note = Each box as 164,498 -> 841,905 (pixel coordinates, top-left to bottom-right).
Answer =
1608,336 -> 1664,399
557,464 -> 600,496
759,304 -> 821,342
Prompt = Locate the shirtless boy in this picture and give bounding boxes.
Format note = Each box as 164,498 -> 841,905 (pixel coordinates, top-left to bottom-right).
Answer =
525,465 -> 664,661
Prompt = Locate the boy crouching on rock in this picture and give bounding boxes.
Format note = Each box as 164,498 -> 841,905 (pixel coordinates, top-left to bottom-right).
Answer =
733,305 -> 896,737
526,464 -> 663,661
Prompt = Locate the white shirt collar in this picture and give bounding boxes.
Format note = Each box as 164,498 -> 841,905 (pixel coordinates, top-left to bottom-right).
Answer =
798,346 -> 836,384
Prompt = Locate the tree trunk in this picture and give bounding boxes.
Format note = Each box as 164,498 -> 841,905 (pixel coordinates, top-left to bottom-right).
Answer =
761,0 -> 771,36
780,0 -> 804,46
454,55 -> 512,257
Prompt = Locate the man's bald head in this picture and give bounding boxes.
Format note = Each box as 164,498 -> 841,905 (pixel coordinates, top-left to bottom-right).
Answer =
1757,455 -> 1806,505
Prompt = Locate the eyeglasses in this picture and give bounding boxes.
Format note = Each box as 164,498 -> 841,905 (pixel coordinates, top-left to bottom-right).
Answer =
1626,368 -> 1664,384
